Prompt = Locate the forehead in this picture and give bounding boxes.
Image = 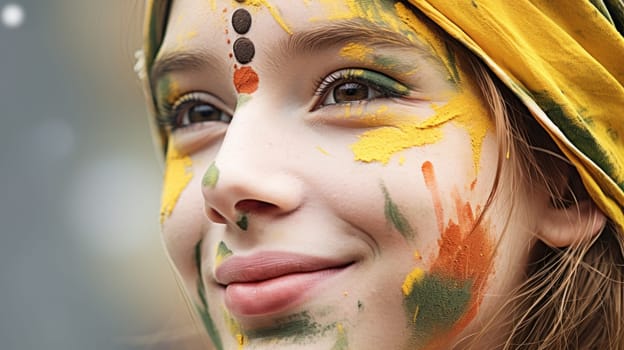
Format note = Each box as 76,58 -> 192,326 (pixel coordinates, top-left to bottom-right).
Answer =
158,0 -> 429,53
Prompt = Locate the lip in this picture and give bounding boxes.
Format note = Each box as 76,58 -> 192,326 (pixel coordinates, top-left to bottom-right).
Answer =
215,252 -> 353,316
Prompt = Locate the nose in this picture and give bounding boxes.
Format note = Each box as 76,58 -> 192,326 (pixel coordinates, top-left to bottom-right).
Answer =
202,107 -> 304,228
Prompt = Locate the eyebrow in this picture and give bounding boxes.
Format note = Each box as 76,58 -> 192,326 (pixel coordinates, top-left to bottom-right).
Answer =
150,19 -> 438,93
151,49 -> 221,88
280,19 -> 431,56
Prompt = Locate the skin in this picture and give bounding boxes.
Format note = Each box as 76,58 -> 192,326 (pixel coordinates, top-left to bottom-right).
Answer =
153,1 -> 542,349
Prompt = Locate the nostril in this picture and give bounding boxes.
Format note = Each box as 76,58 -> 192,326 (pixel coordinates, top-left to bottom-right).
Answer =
235,199 -> 276,214
206,207 -> 228,224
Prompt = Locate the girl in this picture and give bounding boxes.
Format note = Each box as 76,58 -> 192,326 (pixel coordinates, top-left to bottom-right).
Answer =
138,1 -> 624,349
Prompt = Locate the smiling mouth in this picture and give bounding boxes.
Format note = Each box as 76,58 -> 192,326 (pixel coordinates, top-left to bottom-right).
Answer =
215,252 -> 354,317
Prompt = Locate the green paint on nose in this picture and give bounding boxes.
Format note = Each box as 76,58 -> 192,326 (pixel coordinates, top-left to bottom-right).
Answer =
236,93 -> 252,108
381,184 -> 415,240
236,213 -> 248,231
203,162 -> 219,188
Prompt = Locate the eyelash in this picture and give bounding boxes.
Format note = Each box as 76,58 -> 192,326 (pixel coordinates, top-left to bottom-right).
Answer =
313,69 -> 410,109
157,92 -> 232,131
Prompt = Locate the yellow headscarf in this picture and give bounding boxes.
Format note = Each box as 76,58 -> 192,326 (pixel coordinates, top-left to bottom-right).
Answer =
141,0 -> 624,231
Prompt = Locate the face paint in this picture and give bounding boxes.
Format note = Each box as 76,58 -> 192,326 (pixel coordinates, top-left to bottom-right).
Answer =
233,66 -> 260,94
245,312 -> 336,343
237,0 -> 292,34
236,213 -> 249,231
195,241 -> 224,350
401,161 -> 495,348
155,76 -> 181,111
232,8 -> 252,34
339,43 -> 412,73
203,161 -> 220,188
228,5 -> 260,95
160,140 -> 193,223
316,146 -> 330,156
381,184 -> 415,240
350,67 -> 492,173
332,323 -> 348,350
215,241 -> 233,267
233,37 -> 255,64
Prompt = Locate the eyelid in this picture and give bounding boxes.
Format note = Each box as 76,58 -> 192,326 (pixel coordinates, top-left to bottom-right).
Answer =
312,68 -> 411,110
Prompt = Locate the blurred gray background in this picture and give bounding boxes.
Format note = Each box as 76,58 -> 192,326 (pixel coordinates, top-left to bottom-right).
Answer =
0,1 -> 205,349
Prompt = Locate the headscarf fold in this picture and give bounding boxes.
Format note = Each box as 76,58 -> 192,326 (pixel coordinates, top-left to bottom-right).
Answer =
406,0 -> 624,230
142,0 -> 624,231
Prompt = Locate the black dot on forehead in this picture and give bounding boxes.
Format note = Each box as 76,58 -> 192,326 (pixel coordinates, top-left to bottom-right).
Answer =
233,37 -> 255,64
232,8 -> 252,34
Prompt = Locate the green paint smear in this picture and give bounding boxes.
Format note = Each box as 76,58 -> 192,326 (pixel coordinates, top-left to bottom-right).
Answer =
236,213 -> 248,231
403,274 -> 472,338
236,93 -> 252,108
331,326 -> 349,350
194,241 -> 224,350
202,162 -> 219,188
381,184 -> 415,240
348,69 -> 410,96
216,241 -> 233,261
246,311 -> 335,343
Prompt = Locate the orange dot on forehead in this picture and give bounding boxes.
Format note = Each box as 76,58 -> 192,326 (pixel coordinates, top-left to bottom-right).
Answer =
233,66 -> 259,94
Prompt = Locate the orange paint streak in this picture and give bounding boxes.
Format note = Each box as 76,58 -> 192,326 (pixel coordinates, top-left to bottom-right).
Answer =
421,161 -> 495,347
233,66 -> 259,94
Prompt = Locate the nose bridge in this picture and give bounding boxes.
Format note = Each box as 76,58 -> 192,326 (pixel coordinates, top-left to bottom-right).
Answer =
202,102 -> 303,225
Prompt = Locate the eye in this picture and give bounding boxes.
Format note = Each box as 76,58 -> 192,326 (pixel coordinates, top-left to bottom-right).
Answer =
315,69 -> 410,108
159,92 -> 232,130
330,82 -> 381,104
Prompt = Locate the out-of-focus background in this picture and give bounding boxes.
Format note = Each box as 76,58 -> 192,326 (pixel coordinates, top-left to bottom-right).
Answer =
0,1 -> 206,349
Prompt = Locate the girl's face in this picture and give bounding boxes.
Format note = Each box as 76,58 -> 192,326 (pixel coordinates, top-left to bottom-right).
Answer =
153,1 -> 536,349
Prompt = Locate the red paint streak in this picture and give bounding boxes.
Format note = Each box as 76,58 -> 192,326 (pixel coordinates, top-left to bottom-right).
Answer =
222,7 -> 227,13
233,66 -> 259,94
229,53 -> 233,58
421,161 -> 495,347
227,39 -> 231,44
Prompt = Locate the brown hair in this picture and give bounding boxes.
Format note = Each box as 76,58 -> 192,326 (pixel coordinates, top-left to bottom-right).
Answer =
461,46 -> 624,350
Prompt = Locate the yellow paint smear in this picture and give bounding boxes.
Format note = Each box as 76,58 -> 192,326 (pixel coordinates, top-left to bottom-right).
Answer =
402,267 -> 425,296
394,3 -> 457,82
160,141 -> 193,224
350,77 -> 491,173
225,312 -> 246,349
340,42 -> 374,61
316,146 -> 330,156
243,0 -> 292,34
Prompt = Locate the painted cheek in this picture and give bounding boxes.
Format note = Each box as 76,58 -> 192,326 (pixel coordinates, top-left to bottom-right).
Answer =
350,71 -> 492,173
160,140 -> 193,224
401,161 -> 495,347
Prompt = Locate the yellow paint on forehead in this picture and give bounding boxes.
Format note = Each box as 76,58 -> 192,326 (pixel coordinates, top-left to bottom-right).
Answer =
340,43 -> 374,61
239,0 -> 292,34
160,140 -> 193,224
350,77 -> 492,173
175,30 -> 198,50
394,3 -> 458,83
